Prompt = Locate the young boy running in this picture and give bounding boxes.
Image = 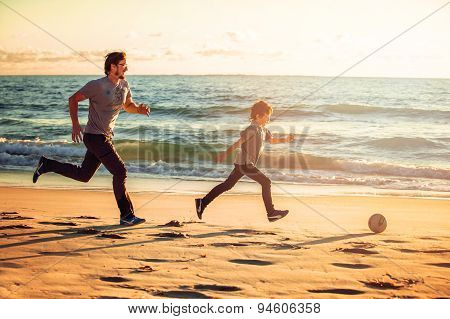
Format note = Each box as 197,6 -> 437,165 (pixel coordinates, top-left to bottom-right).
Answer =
195,100 -> 294,222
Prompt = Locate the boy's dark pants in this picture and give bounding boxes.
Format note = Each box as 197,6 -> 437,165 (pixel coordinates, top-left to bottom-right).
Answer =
42,133 -> 134,217
202,164 -> 274,213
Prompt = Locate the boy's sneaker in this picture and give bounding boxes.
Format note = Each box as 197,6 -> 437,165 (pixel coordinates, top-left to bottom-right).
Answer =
195,198 -> 205,220
120,214 -> 146,226
267,209 -> 289,222
32,156 -> 46,183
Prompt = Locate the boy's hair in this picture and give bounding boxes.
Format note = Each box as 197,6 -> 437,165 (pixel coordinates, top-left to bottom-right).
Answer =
250,100 -> 273,120
104,51 -> 126,75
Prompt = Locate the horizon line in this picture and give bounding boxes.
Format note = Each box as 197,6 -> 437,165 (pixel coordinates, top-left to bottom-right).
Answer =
0,74 -> 449,80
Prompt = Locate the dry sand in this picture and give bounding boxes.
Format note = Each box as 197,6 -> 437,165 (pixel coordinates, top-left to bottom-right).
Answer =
0,186 -> 449,299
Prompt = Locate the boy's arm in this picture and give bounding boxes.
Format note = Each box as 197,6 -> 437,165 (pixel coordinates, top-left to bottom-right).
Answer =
268,134 -> 295,144
215,138 -> 244,162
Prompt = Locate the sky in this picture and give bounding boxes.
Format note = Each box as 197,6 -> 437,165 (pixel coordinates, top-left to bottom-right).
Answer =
0,0 -> 449,77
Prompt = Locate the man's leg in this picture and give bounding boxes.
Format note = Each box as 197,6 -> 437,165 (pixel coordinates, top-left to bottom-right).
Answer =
36,150 -> 101,183
84,134 -> 136,220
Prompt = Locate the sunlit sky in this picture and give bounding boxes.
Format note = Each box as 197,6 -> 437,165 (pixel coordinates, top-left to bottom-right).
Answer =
0,0 -> 449,77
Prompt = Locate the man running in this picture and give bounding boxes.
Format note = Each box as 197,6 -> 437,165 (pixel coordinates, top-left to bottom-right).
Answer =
33,51 -> 149,226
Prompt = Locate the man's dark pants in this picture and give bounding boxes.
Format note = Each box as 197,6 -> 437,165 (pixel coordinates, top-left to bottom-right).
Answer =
42,133 -> 134,217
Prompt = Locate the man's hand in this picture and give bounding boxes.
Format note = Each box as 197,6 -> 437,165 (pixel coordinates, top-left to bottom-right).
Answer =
214,151 -> 227,163
72,123 -> 84,143
137,103 -> 150,116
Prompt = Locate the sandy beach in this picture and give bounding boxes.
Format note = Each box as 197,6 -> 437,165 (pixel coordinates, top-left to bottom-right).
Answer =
0,185 -> 448,299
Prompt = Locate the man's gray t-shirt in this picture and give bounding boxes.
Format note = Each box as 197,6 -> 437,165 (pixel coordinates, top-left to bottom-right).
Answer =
234,122 -> 272,166
80,77 -> 131,136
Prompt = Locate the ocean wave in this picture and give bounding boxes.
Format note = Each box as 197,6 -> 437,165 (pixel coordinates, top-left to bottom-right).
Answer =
255,152 -> 450,180
320,103 -> 450,118
149,104 -> 324,118
0,138 -> 85,167
365,137 -> 445,150
1,138 -> 448,182
0,118 -> 25,126
137,103 -> 450,121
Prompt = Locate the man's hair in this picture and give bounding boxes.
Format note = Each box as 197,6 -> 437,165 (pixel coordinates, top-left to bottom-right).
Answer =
104,51 -> 126,75
250,100 -> 273,120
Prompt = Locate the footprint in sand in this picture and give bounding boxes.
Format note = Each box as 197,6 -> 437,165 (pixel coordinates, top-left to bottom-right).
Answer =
269,243 -> 309,250
333,248 -> 379,255
97,233 -> 127,239
138,258 -> 170,263
0,224 -> 33,230
361,274 -> 422,290
361,280 -> 403,290
381,239 -> 409,243
153,232 -> 189,239
133,266 -> 155,273
76,228 -> 101,235
418,237 -> 437,241
160,220 -> 183,227
423,249 -> 450,254
99,276 -> 131,283
396,248 -> 450,254
331,263 -> 373,269
346,242 -> 377,249
0,261 -> 24,268
229,259 -> 273,266
427,263 -> 450,268
136,255 -> 206,263
154,290 -> 211,299
0,216 -> 34,220
39,221 -> 78,226
308,288 -> 365,295
73,216 -> 99,220
210,242 -> 249,247
194,284 -> 242,292
0,212 -> 19,215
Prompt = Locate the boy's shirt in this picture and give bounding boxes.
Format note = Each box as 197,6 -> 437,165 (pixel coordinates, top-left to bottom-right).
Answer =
234,122 -> 272,166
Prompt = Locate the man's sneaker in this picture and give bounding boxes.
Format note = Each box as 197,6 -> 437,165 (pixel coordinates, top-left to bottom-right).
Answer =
120,214 -> 146,226
195,198 -> 205,220
267,209 -> 289,222
32,156 -> 46,183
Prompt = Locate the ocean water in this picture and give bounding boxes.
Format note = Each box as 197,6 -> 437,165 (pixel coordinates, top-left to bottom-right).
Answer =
0,75 -> 449,193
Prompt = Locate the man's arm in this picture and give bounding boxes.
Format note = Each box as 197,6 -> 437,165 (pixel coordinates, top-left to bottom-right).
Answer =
268,134 -> 295,144
68,91 -> 87,143
123,95 -> 150,116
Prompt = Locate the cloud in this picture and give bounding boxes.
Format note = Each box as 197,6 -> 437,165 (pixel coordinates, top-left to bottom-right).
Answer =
196,48 -> 243,57
195,47 -> 284,60
125,31 -> 163,39
223,30 -> 257,42
146,32 -> 162,38
0,49 -> 108,63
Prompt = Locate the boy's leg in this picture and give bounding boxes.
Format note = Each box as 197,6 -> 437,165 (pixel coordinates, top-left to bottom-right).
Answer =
241,164 -> 274,213
201,165 -> 244,207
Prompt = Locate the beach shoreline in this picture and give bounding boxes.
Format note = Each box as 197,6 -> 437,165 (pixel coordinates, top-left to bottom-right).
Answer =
1,168 -> 449,200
